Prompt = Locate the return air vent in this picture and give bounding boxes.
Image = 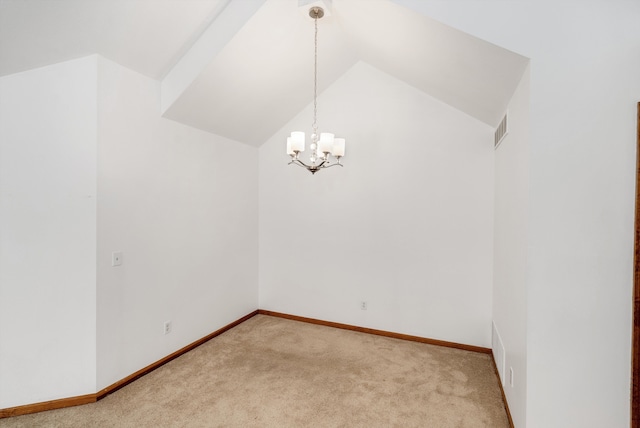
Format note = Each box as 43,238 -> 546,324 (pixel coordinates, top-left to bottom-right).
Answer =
492,321 -> 506,386
494,113 -> 509,149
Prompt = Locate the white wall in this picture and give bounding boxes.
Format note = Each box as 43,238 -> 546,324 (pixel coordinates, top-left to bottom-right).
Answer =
0,57 -> 97,408
493,67 -> 530,428
259,62 -> 495,347
0,53 -> 259,405
394,1 -> 640,426
96,57 -> 259,390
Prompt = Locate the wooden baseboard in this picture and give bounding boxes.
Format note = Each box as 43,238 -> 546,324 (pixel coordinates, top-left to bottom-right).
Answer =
490,352 -> 515,428
258,310 -> 492,354
259,311 -> 513,423
96,310 -> 258,400
2,309 -> 499,420
0,310 -> 259,419
0,393 -> 96,419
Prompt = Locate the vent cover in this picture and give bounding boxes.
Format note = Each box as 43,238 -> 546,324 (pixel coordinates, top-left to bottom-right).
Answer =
492,321 -> 506,386
494,113 -> 509,149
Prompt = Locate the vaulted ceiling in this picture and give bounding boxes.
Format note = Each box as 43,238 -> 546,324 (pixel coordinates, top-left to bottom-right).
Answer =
0,0 -> 529,146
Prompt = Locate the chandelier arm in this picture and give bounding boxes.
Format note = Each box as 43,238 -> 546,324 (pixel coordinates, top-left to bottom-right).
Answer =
320,162 -> 343,169
289,157 -> 342,174
289,159 -> 307,168
300,159 -> 326,169
289,157 -> 326,168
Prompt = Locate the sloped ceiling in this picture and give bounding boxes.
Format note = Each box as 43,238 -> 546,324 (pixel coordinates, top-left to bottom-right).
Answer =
0,0 -> 529,146
0,0 -> 229,79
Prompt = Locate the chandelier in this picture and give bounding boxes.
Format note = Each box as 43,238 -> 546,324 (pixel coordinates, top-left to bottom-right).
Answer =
286,6 -> 345,175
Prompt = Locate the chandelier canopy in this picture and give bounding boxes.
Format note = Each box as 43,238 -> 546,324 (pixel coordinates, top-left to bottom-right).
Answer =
286,6 -> 345,175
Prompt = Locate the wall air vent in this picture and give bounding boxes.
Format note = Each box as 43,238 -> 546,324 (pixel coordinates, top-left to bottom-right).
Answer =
492,321 -> 506,386
494,113 -> 509,149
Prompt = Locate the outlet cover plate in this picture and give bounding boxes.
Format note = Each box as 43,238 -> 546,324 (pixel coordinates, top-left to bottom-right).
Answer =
112,251 -> 123,267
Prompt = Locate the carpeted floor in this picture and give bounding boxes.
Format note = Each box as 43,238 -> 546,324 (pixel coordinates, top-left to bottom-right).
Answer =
0,315 -> 509,427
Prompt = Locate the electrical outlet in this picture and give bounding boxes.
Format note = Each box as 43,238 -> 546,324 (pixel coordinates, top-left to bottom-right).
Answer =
164,320 -> 172,335
112,251 -> 123,267
360,301 -> 367,310
509,367 -> 514,387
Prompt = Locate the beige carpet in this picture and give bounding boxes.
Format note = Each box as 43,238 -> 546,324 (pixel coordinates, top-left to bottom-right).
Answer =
0,315 -> 509,427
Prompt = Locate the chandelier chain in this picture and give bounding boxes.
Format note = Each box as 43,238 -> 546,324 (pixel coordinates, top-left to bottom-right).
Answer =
312,12 -> 318,137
